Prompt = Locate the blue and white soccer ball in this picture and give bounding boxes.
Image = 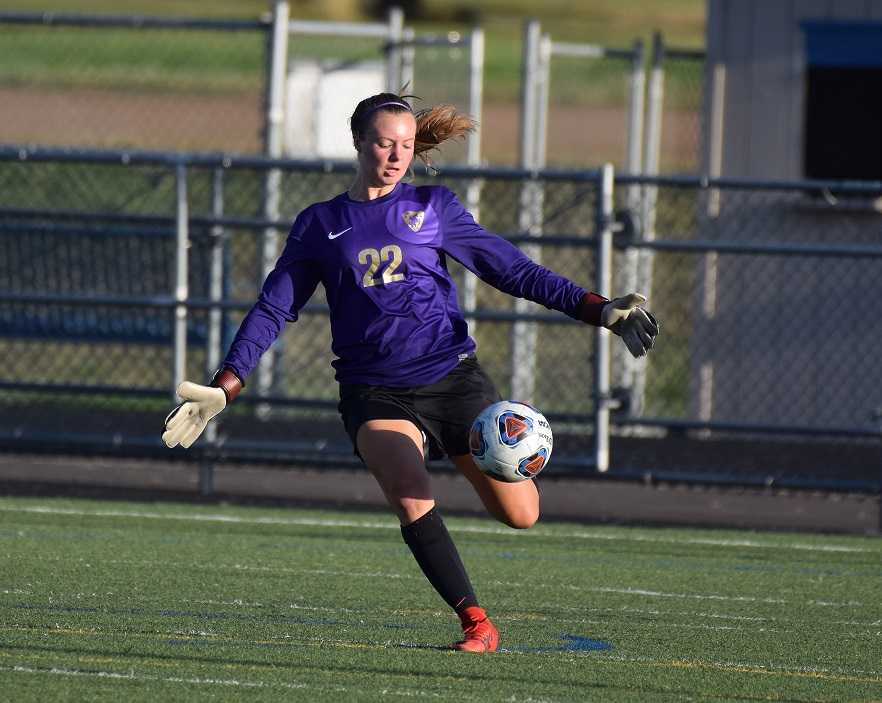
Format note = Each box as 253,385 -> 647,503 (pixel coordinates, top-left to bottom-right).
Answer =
469,401 -> 553,483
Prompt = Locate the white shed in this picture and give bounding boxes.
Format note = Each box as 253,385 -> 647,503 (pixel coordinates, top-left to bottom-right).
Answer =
688,0 -> 882,432
704,0 -> 882,181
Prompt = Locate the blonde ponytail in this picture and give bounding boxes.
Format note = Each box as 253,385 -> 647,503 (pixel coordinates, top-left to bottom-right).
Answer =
414,104 -> 477,166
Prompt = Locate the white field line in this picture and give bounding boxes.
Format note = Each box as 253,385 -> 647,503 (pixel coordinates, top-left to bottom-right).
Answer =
3,548 -> 880,614
0,503 -> 876,554
4,551 -> 881,621
5,591 -> 880,636
4,654 -> 882,689
596,654 -> 882,681
0,664 -> 456,700
1,583 -> 876,623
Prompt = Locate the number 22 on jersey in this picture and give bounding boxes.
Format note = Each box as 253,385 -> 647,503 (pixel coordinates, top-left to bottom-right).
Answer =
358,245 -> 405,287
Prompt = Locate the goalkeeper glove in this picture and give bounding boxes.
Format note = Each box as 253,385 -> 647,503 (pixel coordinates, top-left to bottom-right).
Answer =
601,293 -> 660,358
162,369 -> 242,449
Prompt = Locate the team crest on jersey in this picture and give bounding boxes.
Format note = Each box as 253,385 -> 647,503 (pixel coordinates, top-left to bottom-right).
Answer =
387,201 -> 439,244
402,210 -> 425,232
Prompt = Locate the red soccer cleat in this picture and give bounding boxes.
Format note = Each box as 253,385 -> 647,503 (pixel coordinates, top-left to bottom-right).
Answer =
453,606 -> 499,653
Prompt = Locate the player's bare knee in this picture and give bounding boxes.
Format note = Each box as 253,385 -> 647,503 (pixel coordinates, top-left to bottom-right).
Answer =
501,503 -> 540,530
397,497 -> 436,525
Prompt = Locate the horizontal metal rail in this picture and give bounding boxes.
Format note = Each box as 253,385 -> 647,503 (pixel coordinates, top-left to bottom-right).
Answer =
0,145 -> 604,183
0,11 -> 268,31
622,237 -> 882,259
617,416 -> 882,441
0,207 -> 182,226
615,171 -> 882,194
5,211 -> 880,259
0,292 -> 585,325
0,222 -> 175,238
665,47 -> 705,60
288,18 -> 389,38
0,382 -> 336,408
550,41 -> 636,61
0,207 -> 292,234
389,32 -> 473,48
0,224 -> 600,251
597,466 -> 880,494
0,382 -> 170,398
6,145 -> 882,196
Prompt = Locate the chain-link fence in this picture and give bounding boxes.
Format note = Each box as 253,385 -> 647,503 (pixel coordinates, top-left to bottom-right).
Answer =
610,174 -> 882,489
0,148 -> 603,473
1,147 -> 880,494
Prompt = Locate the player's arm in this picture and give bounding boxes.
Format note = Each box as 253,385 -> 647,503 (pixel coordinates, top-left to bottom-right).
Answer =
440,189 -> 659,357
162,213 -> 321,449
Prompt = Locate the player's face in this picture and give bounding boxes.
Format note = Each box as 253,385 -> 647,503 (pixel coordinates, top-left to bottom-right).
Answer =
356,111 -> 417,189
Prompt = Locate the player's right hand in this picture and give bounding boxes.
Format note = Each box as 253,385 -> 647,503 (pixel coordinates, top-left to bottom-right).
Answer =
601,293 -> 660,358
162,382 -> 227,449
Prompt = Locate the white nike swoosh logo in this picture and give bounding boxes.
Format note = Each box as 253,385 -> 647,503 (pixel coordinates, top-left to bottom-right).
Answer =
328,227 -> 352,239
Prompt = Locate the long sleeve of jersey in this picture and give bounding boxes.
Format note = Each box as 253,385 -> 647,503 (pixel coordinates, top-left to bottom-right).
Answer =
221,210 -> 321,381
440,189 -> 588,319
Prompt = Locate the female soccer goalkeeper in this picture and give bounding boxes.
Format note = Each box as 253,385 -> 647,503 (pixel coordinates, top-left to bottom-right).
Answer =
162,92 -> 659,653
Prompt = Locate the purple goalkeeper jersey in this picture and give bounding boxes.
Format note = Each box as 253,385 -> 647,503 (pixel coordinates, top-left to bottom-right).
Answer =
222,182 -> 588,387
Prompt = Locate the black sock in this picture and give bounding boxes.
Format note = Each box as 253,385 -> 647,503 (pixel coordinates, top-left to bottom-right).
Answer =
400,507 -> 479,613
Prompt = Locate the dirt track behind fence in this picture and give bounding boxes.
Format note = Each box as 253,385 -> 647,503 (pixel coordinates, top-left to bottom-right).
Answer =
1,87 -> 698,167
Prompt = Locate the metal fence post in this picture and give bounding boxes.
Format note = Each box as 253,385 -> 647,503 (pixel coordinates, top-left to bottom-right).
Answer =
467,27 -> 484,163
386,7 -> 404,91
401,25 -> 416,91
198,166 -> 226,497
257,0 -> 289,409
626,38 -> 646,179
512,18 -> 543,403
206,167 -> 225,381
620,39 -> 647,410
627,31 -> 664,419
534,33 -> 551,169
173,163 -> 189,401
643,31 -> 664,213
463,27 -> 485,332
264,1 -> 289,163
594,164 -> 615,472
518,19 -> 540,172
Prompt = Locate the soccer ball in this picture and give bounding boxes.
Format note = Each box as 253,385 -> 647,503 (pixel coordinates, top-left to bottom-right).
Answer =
468,401 -> 553,483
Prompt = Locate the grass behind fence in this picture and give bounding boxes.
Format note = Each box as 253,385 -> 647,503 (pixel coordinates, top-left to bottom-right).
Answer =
0,1 -> 704,105
0,27 -> 266,94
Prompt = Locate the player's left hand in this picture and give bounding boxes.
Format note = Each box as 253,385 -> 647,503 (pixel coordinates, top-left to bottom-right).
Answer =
602,293 -> 660,358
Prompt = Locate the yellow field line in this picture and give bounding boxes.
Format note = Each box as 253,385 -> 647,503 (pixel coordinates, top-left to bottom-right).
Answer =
630,657 -> 882,685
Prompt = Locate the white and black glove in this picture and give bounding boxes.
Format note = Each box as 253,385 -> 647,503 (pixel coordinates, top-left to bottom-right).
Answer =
601,293 -> 660,358
162,369 -> 243,449
162,382 -> 226,449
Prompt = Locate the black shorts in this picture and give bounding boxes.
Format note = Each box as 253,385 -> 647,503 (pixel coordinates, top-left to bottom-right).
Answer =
338,353 -> 501,461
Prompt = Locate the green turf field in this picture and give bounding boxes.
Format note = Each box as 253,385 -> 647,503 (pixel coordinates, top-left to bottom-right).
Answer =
1,496 -> 880,702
